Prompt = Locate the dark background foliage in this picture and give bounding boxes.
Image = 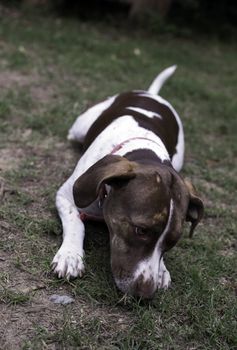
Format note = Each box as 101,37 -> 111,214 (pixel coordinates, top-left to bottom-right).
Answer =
1,0 -> 237,38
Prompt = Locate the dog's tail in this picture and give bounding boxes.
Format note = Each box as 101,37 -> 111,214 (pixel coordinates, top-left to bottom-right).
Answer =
147,65 -> 177,95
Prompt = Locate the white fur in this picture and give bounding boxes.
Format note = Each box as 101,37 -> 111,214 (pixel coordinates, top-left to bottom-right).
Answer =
148,65 -> 177,95
51,193 -> 85,278
69,115 -> 171,180
68,95 -> 116,143
126,106 -> 162,119
69,91 -> 184,171
52,67 -> 183,284
114,137 -> 169,161
138,92 -> 184,171
158,258 -> 171,289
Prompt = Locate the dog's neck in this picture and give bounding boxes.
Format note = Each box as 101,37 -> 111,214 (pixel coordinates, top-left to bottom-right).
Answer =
110,137 -> 170,165
110,137 -> 171,167
110,137 -> 162,154
125,148 -> 172,167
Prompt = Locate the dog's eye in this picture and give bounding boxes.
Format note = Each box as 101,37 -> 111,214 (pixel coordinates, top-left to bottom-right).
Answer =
134,227 -> 147,235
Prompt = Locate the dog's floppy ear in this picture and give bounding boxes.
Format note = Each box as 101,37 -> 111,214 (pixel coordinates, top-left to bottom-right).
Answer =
184,178 -> 204,237
161,171 -> 204,252
73,155 -> 136,208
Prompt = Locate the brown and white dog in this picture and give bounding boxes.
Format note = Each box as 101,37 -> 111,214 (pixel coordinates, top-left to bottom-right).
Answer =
51,66 -> 204,299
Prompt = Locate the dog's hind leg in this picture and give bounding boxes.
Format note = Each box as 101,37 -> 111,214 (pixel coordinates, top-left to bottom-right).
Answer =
67,95 -> 116,143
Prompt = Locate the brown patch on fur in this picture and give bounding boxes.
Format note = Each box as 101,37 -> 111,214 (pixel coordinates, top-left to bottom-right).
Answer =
153,207 -> 168,223
125,149 -> 163,165
73,155 -> 137,208
83,91 -> 179,158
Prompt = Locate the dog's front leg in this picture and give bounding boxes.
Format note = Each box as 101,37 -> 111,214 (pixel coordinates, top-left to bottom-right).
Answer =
51,182 -> 85,279
157,257 -> 171,289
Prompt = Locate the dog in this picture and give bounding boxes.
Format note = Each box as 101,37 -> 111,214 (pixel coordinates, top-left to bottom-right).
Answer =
51,66 -> 204,299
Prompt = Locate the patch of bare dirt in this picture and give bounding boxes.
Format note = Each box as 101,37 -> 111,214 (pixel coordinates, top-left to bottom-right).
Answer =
0,70 -> 57,105
199,178 -> 225,195
0,71 -> 37,89
0,130 -> 130,349
0,137 -> 74,349
30,84 -> 57,104
0,239 -> 131,349
0,289 -> 64,350
0,148 -> 25,172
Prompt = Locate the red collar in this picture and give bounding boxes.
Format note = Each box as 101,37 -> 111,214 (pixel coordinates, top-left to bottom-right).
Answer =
110,137 -> 161,154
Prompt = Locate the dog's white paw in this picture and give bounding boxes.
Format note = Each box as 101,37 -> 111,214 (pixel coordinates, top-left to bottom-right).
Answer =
51,246 -> 85,279
157,259 -> 171,289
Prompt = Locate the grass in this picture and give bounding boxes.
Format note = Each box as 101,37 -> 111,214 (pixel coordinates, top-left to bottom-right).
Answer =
0,6 -> 237,350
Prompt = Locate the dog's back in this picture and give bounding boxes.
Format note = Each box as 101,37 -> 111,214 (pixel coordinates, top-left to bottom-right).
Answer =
68,66 -> 184,172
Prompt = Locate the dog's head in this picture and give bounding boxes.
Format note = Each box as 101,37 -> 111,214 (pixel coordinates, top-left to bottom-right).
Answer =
73,155 -> 204,298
